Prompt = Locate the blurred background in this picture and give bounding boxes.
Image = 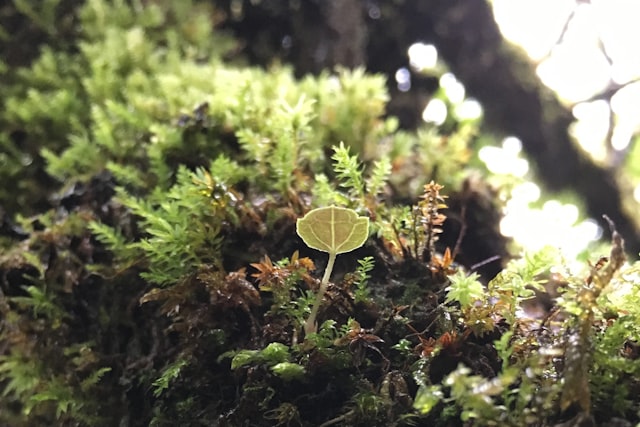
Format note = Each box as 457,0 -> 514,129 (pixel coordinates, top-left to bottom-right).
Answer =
492,0 -> 640,259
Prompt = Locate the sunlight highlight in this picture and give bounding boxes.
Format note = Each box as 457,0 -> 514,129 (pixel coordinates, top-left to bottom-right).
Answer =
439,73 -> 465,104
491,0 -> 637,256
493,0 -> 575,61
571,100 -> 610,161
634,184 -> 640,203
422,98 -> 447,125
454,98 -> 483,121
408,43 -> 438,71
500,195 -> 601,260
536,41 -> 611,103
479,137 -> 601,258
479,137 -> 528,177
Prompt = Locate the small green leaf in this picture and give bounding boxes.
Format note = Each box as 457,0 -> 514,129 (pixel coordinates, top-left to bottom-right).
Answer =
230,350 -> 259,369
152,360 -> 186,397
271,362 -> 306,381
296,206 -> 369,255
297,206 -> 369,336
261,342 -> 290,364
414,384 -> 444,415
445,271 -> 485,308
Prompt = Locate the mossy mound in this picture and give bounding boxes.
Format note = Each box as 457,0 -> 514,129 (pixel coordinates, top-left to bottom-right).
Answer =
1,1 -> 640,426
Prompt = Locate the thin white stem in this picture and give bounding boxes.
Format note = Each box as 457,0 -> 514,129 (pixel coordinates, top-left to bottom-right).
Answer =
304,251 -> 337,336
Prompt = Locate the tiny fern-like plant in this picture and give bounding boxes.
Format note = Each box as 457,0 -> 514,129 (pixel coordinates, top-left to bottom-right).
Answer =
296,206 -> 369,335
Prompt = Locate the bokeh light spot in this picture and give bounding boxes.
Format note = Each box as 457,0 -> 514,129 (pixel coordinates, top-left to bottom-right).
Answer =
408,43 -> 438,70
395,67 -> 411,92
422,98 -> 447,125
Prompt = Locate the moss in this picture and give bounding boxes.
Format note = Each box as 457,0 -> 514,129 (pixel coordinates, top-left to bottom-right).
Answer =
1,1 -> 640,426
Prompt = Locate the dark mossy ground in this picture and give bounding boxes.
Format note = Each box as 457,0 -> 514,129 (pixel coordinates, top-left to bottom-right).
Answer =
0,167 -> 511,426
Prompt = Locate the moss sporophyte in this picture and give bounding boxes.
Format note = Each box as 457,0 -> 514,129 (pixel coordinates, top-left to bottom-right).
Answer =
296,206 -> 369,335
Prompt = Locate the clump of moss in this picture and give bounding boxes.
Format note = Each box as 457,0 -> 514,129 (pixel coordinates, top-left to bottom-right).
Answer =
1,1 -> 640,426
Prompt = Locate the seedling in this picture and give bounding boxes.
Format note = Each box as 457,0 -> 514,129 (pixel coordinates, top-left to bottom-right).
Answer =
296,206 -> 369,335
